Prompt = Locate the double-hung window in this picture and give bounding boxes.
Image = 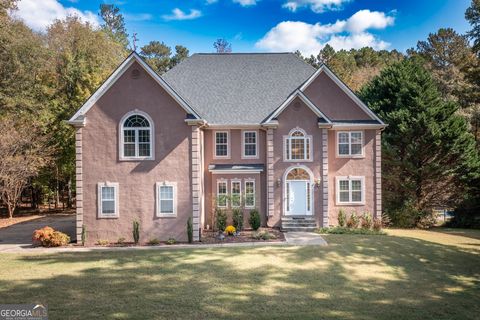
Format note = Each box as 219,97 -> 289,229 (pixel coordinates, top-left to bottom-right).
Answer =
121,113 -> 153,160
98,182 -> 119,218
217,180 -> 228,208
337,131 -> 363,157
336,177 -> 364,204
156,182 -> 177,217
215,131 -> 229,158
231,180 -> 241,208
242,131 -> 257,158
285,129 -> 312,161
245,180 -> 255,208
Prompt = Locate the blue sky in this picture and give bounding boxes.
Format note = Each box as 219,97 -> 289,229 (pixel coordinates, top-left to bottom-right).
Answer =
13,0 -> 472,55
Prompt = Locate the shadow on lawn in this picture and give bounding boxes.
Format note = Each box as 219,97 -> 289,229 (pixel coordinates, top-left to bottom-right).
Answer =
0,235 -> 479,320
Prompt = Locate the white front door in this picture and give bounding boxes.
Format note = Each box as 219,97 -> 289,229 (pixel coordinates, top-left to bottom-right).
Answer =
286,181 -> 310,215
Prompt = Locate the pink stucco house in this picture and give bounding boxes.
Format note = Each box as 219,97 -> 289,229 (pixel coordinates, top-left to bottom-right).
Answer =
68,52 -> 385,243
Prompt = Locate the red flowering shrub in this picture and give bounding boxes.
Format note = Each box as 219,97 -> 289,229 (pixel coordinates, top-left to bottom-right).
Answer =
32,226 -> 70,247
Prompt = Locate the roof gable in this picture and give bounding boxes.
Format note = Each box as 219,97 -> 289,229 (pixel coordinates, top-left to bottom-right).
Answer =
68,52 -> 200,126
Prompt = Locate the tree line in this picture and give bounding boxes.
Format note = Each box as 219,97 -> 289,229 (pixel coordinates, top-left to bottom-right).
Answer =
1,0 -> 479,227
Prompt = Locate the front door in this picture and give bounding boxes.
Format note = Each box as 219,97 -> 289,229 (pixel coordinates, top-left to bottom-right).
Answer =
286,181 -> 309,215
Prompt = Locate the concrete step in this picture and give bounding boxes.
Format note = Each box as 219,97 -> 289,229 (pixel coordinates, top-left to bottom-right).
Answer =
281,216 -> 317,232
282,226 -> 317,232
281,217 -> 315,222
282,221 -> 317,227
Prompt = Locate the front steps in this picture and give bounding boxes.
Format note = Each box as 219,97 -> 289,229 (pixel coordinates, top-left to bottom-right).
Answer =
281,216 -> 317,232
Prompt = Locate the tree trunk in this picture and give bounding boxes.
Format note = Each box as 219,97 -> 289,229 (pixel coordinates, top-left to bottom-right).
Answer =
7,203 -> 14,219
67,178 -> 72,208
55,166 -> 59,209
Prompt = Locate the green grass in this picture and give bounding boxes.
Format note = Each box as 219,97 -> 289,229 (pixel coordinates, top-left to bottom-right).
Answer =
0,229 -> 479,319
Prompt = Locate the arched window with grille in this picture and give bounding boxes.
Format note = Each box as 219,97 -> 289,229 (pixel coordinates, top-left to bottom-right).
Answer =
120,111 -> 154,160
284,128 -> 312,161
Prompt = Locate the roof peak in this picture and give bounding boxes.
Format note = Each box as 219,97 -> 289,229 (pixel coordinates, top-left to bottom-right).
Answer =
193,52 -> 293,56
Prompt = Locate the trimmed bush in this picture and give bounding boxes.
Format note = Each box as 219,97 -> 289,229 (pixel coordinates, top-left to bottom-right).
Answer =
32,226 -> 70,247
133,220 -> 140,245
81,225 -> 87,246
360,212 -> 373,229
346,212 -> 360,228
215,207 -> 227,232
166,238 -> 176,245
373,217 -> 382,231
249,209 -> 261,231
148,238 -> 160,245
117,237 -> 126,244
338,209 -> 346,227
96,239 -> 109,246
232,208 -> 244,231
252,230 -> 276,240
187,216 -> 193,243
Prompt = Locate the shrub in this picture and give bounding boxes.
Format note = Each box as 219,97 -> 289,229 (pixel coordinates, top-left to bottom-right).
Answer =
148,238 -> 160,245
252,230 -> 277,240
81,225 -> 87,246
133,220 -> 140,245
338,209 -> 346,227
215,207 -> 227,232
232,208 -> 244,231
387,202 -> 436,228
117,237 -> 126,244
96,239 -> 110,246
187,216 -> 193,243
360,212 -> 373,229
225,225 -> 236,235
373,217 -> 382,231
32,226 -> 70,247
346,212 -> 360,228
249,209 -> 261,231
166,237 -> 176,245
317,227 -> 385,235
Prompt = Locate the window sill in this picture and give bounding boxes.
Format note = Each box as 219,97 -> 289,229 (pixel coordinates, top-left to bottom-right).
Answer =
156,213 -> 177,218
119,157 -> 155,161
336,202 -> 365,206
336,155 -> 365,159
283,159 -> 313,163
241,155 -> 259,160
98,215 -> 119,219
213,156 -> 231,160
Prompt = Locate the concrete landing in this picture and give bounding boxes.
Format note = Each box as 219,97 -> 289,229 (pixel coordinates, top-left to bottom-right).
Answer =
284,232 -> 328,246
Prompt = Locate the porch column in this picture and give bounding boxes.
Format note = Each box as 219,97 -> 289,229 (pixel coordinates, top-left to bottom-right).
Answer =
321,128 -> 329,227
75,128 -> 83,243
191,126 -> 201,241
375,130 -> 382,219
267,128 -> 275,217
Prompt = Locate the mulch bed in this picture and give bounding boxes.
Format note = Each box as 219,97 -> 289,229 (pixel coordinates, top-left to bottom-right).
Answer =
200,228 -> 285,244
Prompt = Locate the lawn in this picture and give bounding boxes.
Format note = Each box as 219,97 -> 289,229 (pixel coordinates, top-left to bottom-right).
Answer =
0,229 -> 479,319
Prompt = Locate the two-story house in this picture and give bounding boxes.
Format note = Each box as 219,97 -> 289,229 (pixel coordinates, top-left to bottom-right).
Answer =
68,52 -> 385,243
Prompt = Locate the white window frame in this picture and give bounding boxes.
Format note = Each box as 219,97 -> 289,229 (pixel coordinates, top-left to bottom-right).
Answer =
216,180 -> 228,208
119,110 -> 155,161
244,179 -> 256,208
231,180 -> 242,208
156,182 -> 177,217
336,176 -> 365,205
97,182 -> 119,218
213,130 -> 230,159
336,131 -> 364,158
242,130 -> 258,159
283,127 -> 313,162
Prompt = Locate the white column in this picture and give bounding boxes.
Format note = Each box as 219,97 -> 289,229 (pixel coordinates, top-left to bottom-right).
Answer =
267,128 -> 275,216
75,128 -> 83,242
191,126 -> 201,241
375,130 -> 382,219
321,128 -> 329,227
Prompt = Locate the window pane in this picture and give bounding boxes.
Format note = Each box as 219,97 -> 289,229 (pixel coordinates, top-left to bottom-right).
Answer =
124,144 -> 135,157
124,115 -> 149,128
245,181 -> 255,207
102,200 -> 115,214
351,132 -> 362,144
231,182 -> 241,207
138,130 -> 150,143
352,191 -> 362,202
339,144 -> 349,155
245,144 -> 256,156
139,143 -> 150,157
339,133 -> 349,143
216,144 -> 227,156
217,182 -> 227,206
160,200 -> 174,213
339,180 -> 349,191
216,132 -> 227,144
244,132 -> 256,143
351,144 -> 362,155
339,191 -> 350,202
124,130 -> 135,143
351,180 -> 362,191
160,186 -> 173,199
102,187 -> 114,200
306,138 -> 310,160
291,138 -> 305,160
285,139 -> 290,160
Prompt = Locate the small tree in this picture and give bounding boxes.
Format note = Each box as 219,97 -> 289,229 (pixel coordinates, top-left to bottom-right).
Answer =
215,207 -> 227,232
132,220 -> 140,245
249,209 -> 261,231
187,216 -> 193,243
232,208 -> 243,231
213,38 -> 232,53
338,209 -> 346,227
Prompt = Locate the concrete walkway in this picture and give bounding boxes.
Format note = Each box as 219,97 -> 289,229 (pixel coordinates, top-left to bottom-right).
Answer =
284,232 -> 328,245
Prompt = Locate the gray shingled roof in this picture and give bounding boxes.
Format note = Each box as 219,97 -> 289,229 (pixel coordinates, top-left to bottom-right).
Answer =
162,53 -> 316,124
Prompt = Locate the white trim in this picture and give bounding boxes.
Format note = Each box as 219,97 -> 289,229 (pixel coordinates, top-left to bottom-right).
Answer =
207,124 -> 262,129
213,130 -> 230,159
216,180 -> 228,208
263,90 -> 332,124
336,131 -> 365,158
68,52 -> 201,123
283,166 -> 314,216
299,65 -> 385,124
241,130 -> 259,159
331,123 -> 386,130
210,169 -> 263,174
119,110 -> 155,161
97,182 -> 119,218
156,181 -> 177,217
244,179 -> 256,208
230,179 -> 242,208
335,176 -> 365,205
283,127 -> 313,162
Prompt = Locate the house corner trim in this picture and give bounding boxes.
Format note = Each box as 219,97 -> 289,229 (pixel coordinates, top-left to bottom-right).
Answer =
191,126 -> 201,241
267,128 -> 275,217
375,131 -> 382,219
322,128 -> 329,227
75,128 -> 83,242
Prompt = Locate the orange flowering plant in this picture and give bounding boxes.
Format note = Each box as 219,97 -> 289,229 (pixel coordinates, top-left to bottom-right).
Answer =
225,225 -> 236,235
32,226 -> 70,247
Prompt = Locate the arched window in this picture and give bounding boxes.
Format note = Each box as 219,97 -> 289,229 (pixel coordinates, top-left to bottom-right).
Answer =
120,112 -> 153,159
284,128 -> 312,161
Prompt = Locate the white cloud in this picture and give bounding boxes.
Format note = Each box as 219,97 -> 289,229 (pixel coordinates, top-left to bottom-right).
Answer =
256,9 -> 395,56
233,0 -> 258,7
124,13 -> 153,22
282,0 -> 350,13
11,0 -> 99,32
162,8 -> 202,21
205,0 -> 219,4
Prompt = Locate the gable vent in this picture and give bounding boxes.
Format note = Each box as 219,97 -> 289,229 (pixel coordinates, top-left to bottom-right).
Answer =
131,69 -> 141,79
293,101 -> 301,111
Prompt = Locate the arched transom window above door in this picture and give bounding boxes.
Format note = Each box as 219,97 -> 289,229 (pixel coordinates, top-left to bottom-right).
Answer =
284,128 -> 312,161
120,111 -> 154,160
286,168 -> 310,180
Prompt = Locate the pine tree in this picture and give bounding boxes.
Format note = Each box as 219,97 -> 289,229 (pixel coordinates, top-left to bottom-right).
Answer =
360,58 -> 480,227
